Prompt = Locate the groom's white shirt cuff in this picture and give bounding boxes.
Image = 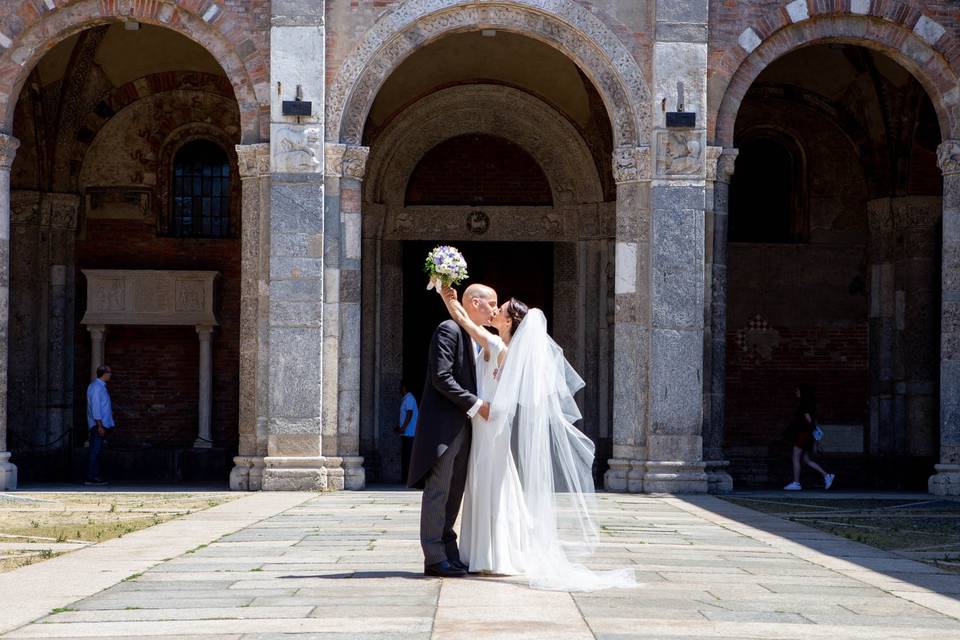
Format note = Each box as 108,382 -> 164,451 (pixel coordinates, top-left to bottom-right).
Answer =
467,398 -> 483,418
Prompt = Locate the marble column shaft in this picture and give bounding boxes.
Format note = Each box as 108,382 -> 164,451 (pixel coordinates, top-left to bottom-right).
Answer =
931,140 -> 960,495
195,326 -> 214,448
0,133 -> 18,490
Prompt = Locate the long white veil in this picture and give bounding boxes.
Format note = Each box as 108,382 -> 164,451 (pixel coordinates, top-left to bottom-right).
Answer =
490,309 -> 636,591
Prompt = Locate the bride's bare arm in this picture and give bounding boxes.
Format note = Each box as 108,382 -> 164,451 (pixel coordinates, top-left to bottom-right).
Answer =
440,286 -> 495,354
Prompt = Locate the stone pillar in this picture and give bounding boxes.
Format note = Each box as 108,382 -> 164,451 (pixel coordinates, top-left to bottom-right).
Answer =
324,143 -> 368,490
930,140 -> 960,495
230,143 -> 270,490
605,147 -> 651,493
0,133 -> 19,490
261,2 -> 331,491
87,325 -> 105,382
643,0 -> 709,492
195,326 -> 214,448
702,147 -> 737,493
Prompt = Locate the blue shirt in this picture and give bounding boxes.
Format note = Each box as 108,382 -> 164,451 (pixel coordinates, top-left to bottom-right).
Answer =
86,378 -> 115,429
399,392 -> 418,437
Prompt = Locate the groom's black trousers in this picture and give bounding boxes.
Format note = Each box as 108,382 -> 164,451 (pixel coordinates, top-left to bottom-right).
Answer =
420,424 -> 472,565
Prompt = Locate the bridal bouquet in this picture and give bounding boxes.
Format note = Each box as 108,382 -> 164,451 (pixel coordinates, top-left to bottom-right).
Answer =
424,245 -> 469,291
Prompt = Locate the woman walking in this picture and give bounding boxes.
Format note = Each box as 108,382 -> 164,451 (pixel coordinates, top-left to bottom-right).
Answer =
784,384 -> 835,491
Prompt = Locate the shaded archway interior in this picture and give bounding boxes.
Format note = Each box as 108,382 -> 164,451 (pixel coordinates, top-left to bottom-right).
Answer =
359,31 -> 615,483
8,22 -> 243,481
725,43 -> 942,489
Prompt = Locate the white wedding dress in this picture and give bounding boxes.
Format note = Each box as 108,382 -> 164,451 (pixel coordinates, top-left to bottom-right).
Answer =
459,309 -> 636,591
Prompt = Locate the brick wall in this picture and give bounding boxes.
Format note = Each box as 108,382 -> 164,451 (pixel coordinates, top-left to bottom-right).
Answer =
74,220 -> 241,452
405,133 -> 552,206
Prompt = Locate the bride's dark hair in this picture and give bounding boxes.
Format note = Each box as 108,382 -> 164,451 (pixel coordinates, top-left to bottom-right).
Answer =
505,298 -> 529,338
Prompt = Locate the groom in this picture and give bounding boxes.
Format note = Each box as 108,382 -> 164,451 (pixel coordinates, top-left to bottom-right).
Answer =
408,283 -> 498,577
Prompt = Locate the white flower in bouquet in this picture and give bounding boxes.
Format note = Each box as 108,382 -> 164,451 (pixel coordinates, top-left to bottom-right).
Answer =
424,245 -> 469,292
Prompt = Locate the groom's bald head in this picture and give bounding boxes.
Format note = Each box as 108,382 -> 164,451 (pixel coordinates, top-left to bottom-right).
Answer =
463,284 -> 498,326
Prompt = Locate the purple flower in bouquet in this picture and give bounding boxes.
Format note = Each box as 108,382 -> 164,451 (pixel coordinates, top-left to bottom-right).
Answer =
424,245 -> 468,291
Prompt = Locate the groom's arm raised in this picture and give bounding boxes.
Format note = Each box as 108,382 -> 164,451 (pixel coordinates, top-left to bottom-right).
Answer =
429,322 -> 480,415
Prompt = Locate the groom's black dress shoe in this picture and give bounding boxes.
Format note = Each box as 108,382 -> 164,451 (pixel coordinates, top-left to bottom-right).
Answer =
449,559 -> 469,572
425,560 -> 467,578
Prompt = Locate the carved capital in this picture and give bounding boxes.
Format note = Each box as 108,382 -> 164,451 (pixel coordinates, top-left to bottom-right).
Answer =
706,146 -> 738,183
0,133 -> 20,171
325,143 -> 370,180
938,140 -> 960,175
236,143 -> 270,178
612,146 -> 650,183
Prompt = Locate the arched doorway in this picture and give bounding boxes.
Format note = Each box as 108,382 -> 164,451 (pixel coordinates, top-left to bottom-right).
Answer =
4,20 -> 250,483
711,22 -> 958,491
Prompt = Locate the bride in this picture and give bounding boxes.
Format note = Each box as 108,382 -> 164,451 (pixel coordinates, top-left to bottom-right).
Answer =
439,286 -> 636,591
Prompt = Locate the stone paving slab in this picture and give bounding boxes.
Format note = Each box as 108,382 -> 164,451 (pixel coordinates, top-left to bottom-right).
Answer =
2,491 -> 960,639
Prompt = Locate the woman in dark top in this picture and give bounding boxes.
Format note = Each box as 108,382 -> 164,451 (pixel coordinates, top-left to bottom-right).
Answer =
784,384 -> 835,491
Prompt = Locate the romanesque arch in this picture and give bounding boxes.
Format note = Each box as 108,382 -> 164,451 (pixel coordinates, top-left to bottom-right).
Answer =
326,0 -> 650,147
0,0 -> 267,142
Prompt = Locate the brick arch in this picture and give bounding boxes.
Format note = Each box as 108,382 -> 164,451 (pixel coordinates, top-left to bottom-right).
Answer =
712,15 -> 960,146
326,0 -> 650,148
0,0 -> 267,143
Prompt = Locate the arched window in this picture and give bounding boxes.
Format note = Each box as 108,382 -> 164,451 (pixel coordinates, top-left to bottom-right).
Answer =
729,134 -> 807,243
172,140 -> 231,238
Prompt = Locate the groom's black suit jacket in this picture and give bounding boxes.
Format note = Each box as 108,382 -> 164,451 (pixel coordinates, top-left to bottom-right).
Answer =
407,320 -> 478,488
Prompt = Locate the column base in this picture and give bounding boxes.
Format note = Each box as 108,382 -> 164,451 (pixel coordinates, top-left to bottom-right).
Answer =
704,459 -> 733,494
929,464 -> 960,496
229,456 -> 265,491
342,455 -> 365,490
194,438 -> 213,449
643,461 -> 708,494
0,452 -> 17,490
604,459 -> 645,493
261,456 -> 330,491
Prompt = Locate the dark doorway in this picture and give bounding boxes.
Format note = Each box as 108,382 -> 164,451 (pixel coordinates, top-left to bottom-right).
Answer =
401,241 -> 554,400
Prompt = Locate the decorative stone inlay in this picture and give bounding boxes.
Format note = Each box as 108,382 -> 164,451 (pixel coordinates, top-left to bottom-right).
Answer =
236,143 -> 271,178
274,126 -> 323,173
612,146 -> 651,184
786,0 -> 809,23
655,130 -> 705,178
365,86 -> 601,206
738,27 -> 761,53
938,140 -> 960,175
80,270 -> 219,327
915,15 -> 946,46
384,206 -> 577,241
327,0 -> 650,147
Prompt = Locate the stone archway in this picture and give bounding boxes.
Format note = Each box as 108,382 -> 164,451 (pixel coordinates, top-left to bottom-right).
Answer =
0,5 -> 270,489
706,13 -> 960,495
322,1 -> 653,490
358,85 -> 612,480
0,0 -> 267,143
326,0 -> 650,148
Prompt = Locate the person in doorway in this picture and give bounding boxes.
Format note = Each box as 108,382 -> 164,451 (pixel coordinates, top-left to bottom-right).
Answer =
784,384 -> 835,491
85,365 -> 116,486
395,380 -> 419,483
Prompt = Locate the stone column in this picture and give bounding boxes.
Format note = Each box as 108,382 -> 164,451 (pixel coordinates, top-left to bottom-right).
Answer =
643,0 -> 709,492
324,143 -> 368,490
195,326 -> 214,448
702,147 -> 737,493
230,143 -> 270,490
0,133 -> 19,490
930,140 -> 960,495
261,2 -> 330,491
604,147 -> 651,493
87,325 -> 105,382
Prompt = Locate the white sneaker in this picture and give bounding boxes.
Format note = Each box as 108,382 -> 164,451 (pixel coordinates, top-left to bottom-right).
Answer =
824,473 -> 835,490
784,482 -> 802,491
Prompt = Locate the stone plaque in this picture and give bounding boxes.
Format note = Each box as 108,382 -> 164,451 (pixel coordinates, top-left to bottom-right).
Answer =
81,270 -> 219,327
84,187 -> 152,220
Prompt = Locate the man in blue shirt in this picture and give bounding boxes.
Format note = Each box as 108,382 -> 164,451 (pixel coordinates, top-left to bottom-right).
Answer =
86,365 -> 115,486
394,380 -> 419,483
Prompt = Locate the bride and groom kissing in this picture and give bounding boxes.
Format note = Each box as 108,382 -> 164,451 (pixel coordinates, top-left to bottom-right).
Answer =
407,282 -> 636,591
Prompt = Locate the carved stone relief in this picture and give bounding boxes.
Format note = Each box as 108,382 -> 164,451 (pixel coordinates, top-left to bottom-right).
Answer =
612,146 -> 651,184
81,270 -> 219,327
274,126 -> 323,173
937,140 -> 960,175
655,130 -> 706,178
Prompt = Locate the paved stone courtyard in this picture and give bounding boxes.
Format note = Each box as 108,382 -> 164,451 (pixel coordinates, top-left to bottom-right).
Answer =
1,490 -> 959,639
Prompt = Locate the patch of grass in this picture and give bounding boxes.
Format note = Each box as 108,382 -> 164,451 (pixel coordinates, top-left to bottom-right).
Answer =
122,572 -> 143,582
49,607 -> 75,615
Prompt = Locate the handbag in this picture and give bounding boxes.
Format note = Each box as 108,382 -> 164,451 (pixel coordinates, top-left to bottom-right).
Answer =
812,425 -> 824,442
